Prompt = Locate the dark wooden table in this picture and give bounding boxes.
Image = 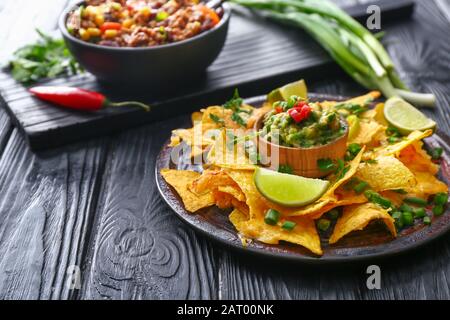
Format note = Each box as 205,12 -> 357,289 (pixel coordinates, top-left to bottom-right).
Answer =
0,0 -> 449,300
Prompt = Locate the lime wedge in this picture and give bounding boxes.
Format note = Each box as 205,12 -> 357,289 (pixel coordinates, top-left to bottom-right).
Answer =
267,79 -> 308,104
254,167 -> 329,207
347,115 -> 360,139
384,97 -> 436,135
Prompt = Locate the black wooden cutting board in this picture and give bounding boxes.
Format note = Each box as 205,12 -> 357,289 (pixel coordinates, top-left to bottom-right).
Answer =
0,0 -> 414,150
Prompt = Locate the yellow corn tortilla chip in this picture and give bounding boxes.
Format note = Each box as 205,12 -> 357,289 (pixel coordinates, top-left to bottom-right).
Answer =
161,169 -> 215,212
224,170 -> 323,254
373,130 -> 433,157
405,170 -> 448,197
398,142 -> 439,175
329,202 -> 397,244
344,91 -> 381,105
189,169 -> 237,195
206,130 -> 256,169
348,119 -> 385,145
355,156 -> 416,191
308,194 -> 368,220
218,185 -> 246,202
229,209 -> 323,255
287,146 -> 366,217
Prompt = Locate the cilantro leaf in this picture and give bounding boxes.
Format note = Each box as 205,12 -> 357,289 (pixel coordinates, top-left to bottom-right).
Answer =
209,113 -> 224,125
8,29 -> 82,84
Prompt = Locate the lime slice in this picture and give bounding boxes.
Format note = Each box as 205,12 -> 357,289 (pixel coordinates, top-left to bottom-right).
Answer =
267,79 -> 308,104
254,167 -> 329,207
347,115 -> 360,139
384,97 -> 436,135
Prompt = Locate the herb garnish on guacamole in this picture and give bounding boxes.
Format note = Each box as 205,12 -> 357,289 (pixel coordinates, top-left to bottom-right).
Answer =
261,96 -> 346,148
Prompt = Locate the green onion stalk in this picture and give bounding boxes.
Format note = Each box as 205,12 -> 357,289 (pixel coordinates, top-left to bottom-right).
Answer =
231,0 -> 436,107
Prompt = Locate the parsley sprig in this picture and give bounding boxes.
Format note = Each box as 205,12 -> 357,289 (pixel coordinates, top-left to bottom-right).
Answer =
8,29 -> 82,84
223,89 -> 250,127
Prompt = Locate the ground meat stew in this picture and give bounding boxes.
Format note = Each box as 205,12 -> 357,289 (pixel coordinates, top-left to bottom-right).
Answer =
66,0 -> 222,47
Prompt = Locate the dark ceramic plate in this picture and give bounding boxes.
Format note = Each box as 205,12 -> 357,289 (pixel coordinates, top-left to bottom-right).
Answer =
155,93 -> 450,264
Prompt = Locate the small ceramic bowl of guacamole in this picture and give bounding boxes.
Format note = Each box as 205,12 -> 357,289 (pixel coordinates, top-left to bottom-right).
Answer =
255,97 -> 348,178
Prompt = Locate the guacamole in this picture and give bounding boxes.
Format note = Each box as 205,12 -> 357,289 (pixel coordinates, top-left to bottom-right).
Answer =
261,98 -> 346,148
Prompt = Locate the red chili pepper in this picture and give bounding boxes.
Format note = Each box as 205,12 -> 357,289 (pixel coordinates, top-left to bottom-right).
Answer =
29,86 -> 150,112
100,22 -> 122,33
288,104 -> 311,123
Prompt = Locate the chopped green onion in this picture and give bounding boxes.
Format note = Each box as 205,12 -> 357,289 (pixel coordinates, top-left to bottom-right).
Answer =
347,143 -> 362,156
399,203 -> 413,213
388,136 -> 399,144
404,197 -> 428,207
423,216 -> 431,225
391,211 -> 402,219
393,189 -> 407,194
428,147 -> 443,160
282,220 -> 297,231
353,181 -> 369,194
364,190 -> 392,209
264,209 -> 280,225
432,205 -> 444,216
317,158 -> 336,171
317,218 -> 331,231
433,192 -> 448,206
401,211 -> 414,226
414,208 -> 426,218
327,208 -> 340,220
209,113 -> 224,125
278,164 -> 294,174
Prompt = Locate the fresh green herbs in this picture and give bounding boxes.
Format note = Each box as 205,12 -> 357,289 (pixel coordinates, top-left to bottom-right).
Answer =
364,190 -> 392,209
281,220 -> 296,231
223,89 -> 250,127
317,157 -> 348,179
345,143 -> 362,160
317,218 -> 331,231
8,29 -> 82,84
317,158 -> 336,172
264,208 -> 280,225
428,147 -> 444,160
209,113 -> 225,125
278,164 -> 294,174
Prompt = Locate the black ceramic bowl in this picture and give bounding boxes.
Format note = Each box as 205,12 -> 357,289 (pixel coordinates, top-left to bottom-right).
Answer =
59,2 -> 231,85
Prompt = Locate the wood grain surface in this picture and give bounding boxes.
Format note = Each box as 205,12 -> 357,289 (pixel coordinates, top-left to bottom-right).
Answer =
0,0 -> 449,300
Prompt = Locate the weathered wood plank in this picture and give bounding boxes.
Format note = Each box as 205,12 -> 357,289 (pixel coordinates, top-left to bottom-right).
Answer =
79,117 -> 218,300
0,129 -> 108,299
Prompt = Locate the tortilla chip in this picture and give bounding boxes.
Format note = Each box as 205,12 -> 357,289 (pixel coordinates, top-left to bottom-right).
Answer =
218,185 -> 246,202
206,130 -> 256,169
161,169 -> 215,212
287,147 -> 366,217
344,91 -> 381,106
355,156 -> 416,191
189,169 -> 237,195
246,104 -> 271,129
398,142 -> 439,175
329,202 -> 397,244
348,119 -> 385,145
406,170 -> 448,197
308,194 -> 368,220
230,209 -> 323,255
373,130 -> 433,157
